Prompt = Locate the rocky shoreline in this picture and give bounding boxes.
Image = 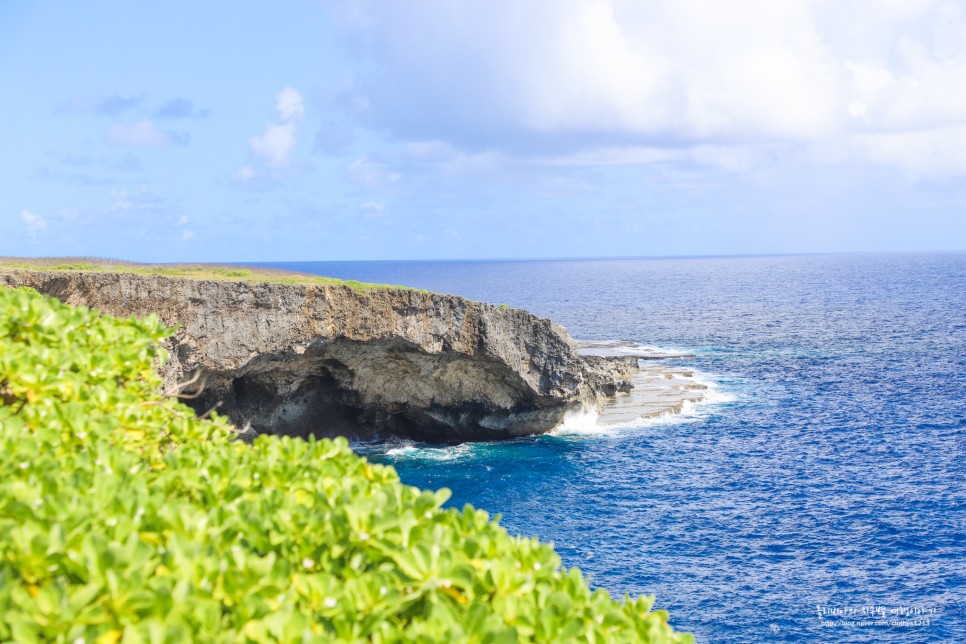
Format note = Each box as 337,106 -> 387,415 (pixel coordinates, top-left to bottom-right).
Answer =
2,269 -> 684,442
574,341 -> 710,427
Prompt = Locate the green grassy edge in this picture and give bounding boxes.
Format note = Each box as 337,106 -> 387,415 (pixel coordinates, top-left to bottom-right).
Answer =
0,257 -> 427,295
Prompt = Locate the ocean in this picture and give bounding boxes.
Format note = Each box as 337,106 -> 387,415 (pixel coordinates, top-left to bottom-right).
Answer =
261,253 -> 964,643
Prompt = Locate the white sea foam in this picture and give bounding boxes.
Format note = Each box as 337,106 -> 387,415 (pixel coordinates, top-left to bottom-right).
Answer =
384,440 -> 417,456
575,339 -> 695,359
662,368 -> 736,417
550,366 -> 735,438
549,406 -> 604,436
385,441 -> 476,462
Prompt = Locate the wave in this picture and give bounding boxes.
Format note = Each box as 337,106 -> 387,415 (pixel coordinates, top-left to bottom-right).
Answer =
382,440 -> 477,462
574,339 -> 696,359
550,368 -> 735,438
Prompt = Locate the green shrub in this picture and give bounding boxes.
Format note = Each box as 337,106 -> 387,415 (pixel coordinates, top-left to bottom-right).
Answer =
49,263 -> 102,271
0,287 -> 691,643
213,268 -> 253,278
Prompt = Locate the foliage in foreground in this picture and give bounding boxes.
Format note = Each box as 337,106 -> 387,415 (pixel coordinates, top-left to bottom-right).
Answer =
0,286 -> 691,643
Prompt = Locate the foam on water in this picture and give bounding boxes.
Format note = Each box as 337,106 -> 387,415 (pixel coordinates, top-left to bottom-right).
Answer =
381,440 -> 476,462
549,406 -> 604,436
550,364 -> 736,437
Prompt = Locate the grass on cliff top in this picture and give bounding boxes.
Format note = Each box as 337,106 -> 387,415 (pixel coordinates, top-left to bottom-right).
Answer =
0,257 -> 425,294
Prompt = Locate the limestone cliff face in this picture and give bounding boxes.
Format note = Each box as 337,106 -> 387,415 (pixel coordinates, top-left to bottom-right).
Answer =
2,270 -> 632,441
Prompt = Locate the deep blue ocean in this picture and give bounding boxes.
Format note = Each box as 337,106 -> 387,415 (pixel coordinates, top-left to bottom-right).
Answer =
262,253 -> 964,643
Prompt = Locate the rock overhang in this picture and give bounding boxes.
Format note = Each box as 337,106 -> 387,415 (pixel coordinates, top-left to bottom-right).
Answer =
1,269 -> 632,441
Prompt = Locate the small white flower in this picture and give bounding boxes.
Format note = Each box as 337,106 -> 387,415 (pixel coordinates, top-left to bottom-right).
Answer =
18,462 -> 27,470
380,586 -> 387,596
323,597 -> 337,608
302,558 -> 315,569
533,562 -> 541,571
358,532 -> 369,541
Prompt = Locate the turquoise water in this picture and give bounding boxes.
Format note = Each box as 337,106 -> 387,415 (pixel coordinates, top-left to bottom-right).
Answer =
263,253 -> 964,642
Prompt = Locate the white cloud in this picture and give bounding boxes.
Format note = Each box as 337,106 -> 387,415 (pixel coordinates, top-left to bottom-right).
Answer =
251,123 -> 298,167
106,187 -> 161,212
19,209 -> 47,236
233,165 -> 257,181
176,214 -> 189,225
108,189 -> 134,211
405,140 -> 505,174
348,156 -> 401,186
106,120 -> 181,147
249,87 -> 305,168
533,144 -> 763,173
180,229 -> 196,241
852,126 -> 966,176
330,0 -> 966,174
276,87 -> 305,121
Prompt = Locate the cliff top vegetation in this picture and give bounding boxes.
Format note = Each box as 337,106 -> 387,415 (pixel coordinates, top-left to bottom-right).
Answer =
0,257 -> 423,294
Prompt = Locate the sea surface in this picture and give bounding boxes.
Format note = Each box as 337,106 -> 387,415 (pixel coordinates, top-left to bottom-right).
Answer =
262,253 -> 965,643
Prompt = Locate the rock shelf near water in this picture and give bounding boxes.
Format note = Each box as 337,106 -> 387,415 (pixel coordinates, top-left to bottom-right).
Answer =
576,340 -> 711,425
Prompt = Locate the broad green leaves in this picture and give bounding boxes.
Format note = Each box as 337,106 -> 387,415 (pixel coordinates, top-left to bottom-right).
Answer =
0,287 -> 692,642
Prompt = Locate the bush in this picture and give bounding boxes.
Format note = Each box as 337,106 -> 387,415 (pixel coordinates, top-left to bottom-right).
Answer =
49,263 -> 103,271
212,268 -> 253,278
0,286 -> 691,643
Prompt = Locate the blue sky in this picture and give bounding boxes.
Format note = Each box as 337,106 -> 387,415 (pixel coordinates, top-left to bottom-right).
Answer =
2,0 -> 965,261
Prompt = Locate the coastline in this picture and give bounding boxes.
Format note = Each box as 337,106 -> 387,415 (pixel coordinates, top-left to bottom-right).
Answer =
1,264 -> 693,443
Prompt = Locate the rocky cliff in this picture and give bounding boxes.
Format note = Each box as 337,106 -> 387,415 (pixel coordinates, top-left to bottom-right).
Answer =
1,270 -> 635,441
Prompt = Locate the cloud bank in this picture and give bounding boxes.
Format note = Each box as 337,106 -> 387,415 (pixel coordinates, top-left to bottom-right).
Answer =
330,0 -> 966,174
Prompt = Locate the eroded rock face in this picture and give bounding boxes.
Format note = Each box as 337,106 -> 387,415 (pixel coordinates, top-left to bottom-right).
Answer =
1,271 -> 631,441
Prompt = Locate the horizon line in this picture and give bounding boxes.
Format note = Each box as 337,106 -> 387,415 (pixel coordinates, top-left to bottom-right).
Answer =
244,248 -> 965,264
5,248 -> 964,266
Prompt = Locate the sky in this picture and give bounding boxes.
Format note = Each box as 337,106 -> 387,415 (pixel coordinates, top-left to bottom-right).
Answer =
1,0 -> 965,262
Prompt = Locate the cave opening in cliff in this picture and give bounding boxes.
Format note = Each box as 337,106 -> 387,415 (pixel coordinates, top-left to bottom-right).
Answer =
182,336 -> 566,443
